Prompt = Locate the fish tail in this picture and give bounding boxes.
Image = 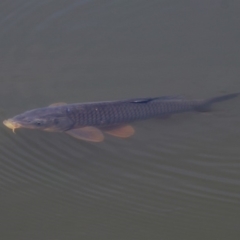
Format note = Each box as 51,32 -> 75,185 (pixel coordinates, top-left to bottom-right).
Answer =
195,92 -> 239,111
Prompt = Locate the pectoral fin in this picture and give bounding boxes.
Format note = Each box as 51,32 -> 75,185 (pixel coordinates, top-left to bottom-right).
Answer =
103,125 -> 135,138
66,127 -> 104,142
48,102 -> 67,107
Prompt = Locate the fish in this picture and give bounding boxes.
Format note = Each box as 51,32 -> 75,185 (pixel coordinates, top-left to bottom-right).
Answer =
3,93 -> 239,142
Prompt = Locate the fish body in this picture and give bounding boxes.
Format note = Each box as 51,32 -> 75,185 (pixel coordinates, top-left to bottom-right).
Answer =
3,93 -> 239,142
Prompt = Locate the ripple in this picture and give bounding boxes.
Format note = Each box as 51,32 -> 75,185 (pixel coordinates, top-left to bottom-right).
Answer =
1,110 -> 240,218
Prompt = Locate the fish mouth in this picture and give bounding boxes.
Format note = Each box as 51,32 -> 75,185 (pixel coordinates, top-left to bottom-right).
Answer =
3,119 -> 22,133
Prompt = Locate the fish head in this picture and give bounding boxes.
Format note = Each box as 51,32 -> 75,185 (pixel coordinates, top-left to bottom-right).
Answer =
3,107 -> 74,132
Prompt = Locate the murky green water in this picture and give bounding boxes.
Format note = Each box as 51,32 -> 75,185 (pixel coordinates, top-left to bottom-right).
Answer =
0,0 -> 240,239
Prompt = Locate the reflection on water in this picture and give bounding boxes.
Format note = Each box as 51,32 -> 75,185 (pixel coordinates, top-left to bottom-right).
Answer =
1,0 -> 240,239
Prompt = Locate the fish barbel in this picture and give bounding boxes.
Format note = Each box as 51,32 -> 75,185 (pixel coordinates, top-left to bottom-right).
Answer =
3,93 -> 239,142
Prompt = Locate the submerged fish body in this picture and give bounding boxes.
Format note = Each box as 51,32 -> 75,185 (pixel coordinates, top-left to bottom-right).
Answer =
3,93 -> 239,142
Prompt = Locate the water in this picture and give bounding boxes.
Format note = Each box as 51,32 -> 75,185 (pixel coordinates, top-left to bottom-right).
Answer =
0,0 -> 240,239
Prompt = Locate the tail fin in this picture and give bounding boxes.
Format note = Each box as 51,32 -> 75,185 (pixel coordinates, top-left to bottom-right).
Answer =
195,93 -> 239,112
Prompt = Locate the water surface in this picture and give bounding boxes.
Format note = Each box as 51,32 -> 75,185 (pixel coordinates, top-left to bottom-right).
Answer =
1,0 -> 240,239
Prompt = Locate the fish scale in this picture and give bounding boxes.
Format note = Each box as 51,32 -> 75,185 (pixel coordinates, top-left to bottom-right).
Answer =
65,99 -> 197,128
3,93 -> 239,142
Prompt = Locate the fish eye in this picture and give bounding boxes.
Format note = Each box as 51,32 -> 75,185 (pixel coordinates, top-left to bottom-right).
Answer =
34,120 -> 43,126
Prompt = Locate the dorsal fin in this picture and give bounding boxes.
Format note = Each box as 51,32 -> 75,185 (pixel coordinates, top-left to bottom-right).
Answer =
130,98 -> 158,103
130,96 -> 183,103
